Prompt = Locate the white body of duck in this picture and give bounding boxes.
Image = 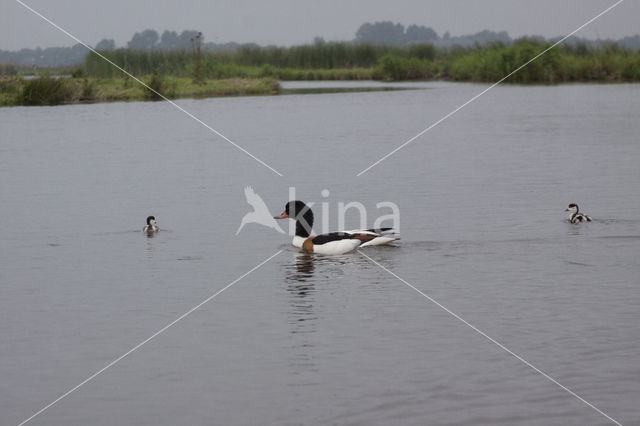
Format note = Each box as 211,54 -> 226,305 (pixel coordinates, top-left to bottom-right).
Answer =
565,203 -> 592,224
275,201 -> 398,255
143,215 -> 159,233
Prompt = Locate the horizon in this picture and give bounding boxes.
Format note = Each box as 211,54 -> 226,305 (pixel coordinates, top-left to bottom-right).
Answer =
1,0 -> 638,51
3,25 -> 639,53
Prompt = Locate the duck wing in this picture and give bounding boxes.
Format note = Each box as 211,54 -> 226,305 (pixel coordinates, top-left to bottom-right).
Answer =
309,232 -> 362,255
311,232 -> 354,244
345,228 -> 399,246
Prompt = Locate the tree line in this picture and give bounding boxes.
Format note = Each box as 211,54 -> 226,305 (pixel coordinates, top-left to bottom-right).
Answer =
2,22 -> 640,70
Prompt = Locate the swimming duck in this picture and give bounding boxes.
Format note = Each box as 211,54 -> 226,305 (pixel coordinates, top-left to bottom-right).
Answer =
143,215 -> 159,233
565,203 -> 592,223
274,200 -> 398,255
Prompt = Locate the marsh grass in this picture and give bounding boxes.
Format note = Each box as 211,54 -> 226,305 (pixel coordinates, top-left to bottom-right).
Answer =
81,79 -> 96,100
449,41 -> 640,83
82,41 -> 640,83
3,40 -> 638,107
18,75 -> 75,106
0,77 -> 23,106
143,75 -> 170,100
0,63 -> 18,76
0,76 -> 280,107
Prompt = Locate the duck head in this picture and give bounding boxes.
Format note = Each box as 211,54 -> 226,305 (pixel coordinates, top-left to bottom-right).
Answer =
274,200 -> 314,237
565,203 -> 579,214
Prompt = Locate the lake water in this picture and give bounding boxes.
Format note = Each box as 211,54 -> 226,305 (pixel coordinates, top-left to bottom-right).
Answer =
1,82 -> 639,425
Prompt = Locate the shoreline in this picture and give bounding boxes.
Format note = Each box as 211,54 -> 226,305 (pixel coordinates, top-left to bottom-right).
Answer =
0,76 -> 281,107
1,75 -> 639,108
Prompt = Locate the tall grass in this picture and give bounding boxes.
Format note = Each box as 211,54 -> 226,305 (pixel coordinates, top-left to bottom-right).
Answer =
0,62 -> 18,76
83,43 -> 420,78
84,50 -> 193,77
18,75 -> 75,105
0,75 -> 280,107
448,40 -> 640,83
83,40 -> 640,83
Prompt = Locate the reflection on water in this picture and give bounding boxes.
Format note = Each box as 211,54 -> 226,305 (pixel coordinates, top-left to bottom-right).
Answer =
285,252 -> 315,284
284,253 -> 317,335
144,229 -> 162,261
283,253 -> 318,374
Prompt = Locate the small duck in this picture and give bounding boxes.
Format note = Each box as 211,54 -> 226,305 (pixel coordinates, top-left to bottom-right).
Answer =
143,215 -> 159,233
274,200 -> 398,255
565,203 -> 592,223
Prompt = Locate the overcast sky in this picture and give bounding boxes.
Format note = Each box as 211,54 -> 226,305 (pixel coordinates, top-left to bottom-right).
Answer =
1,0 -> 637,50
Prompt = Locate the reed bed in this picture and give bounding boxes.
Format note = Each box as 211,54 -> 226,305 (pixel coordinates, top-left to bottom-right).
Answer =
81,40 -> 640,83
0,76 -> 279,107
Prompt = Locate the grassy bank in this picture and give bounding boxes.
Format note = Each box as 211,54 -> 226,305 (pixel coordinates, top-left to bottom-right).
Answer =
81,40 -> 640,83
0,75 -> 280,106
3,39 -> 638,107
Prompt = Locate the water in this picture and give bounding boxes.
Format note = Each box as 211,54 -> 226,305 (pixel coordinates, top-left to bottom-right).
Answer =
1,82 -> 639,425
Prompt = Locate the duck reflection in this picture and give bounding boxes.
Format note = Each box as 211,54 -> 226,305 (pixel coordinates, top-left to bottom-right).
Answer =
283,253 -> 318,374
285,253 -> 317,329
286,252 -> 315,284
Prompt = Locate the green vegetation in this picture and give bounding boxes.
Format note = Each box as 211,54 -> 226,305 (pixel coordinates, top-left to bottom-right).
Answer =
83,45 -> 386,78
448,41 -> 640,83
371,40 -> 640,82
80,40 -> 640,84
0,62 -> 18,76
3,38 -> 639,107
16,75 -> 76,106
0,76 -> 279,107
0,76 -> 24,105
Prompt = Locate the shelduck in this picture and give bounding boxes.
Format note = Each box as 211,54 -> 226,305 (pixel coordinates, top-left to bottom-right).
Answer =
565,203 -> 592,223
143,215 -> 159,233
274,200 -> 398,255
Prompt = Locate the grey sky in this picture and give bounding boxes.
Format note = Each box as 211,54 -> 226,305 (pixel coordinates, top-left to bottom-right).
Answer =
1,0 -> 637,50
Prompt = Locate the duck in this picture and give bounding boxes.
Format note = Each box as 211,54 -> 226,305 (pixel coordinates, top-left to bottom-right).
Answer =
274,200 -> 399,255
143,215 -> 159,233
565,203 -> 592,223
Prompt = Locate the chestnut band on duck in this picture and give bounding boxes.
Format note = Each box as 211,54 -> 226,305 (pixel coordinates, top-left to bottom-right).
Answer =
275,200 -> 398,255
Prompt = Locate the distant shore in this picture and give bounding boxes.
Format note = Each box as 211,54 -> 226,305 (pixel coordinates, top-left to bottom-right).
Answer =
0,76 -> 280,107
3,39 -> 640,107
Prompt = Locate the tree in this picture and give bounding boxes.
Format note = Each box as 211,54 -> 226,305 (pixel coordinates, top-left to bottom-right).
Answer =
95,38 -> 115,51
129,29 -> 159,50
179,30 -> 201,49
355,21 -> 406,45
406,25 -> 438,43
160,30 -> 179,50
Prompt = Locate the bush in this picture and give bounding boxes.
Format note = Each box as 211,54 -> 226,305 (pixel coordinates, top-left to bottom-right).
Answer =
0,63 -> 18,76
142,74 -> 177,100
81,79 -> 96,99
0,76 -> 23,105
374,54 -> 436,80
143,74 -> 165,100
18,75 -> 75,105
71,67 -> 85,78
